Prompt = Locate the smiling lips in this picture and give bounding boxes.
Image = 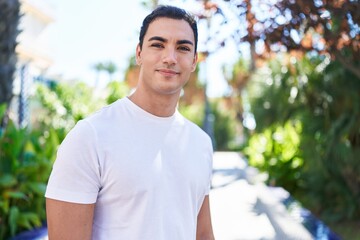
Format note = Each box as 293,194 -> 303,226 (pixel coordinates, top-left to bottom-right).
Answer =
157,68 -> 179,77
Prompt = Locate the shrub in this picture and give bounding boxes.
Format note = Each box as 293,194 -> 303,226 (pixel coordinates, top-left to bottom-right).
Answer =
245,55 -> 360,222
0,107 -> 60,239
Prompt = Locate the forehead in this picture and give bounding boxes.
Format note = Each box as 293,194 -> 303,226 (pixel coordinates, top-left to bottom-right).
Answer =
145,17 -> 195,42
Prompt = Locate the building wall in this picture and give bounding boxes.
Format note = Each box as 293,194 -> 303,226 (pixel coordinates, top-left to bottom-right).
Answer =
17,0 -> 55,72
11,0 -> 55,126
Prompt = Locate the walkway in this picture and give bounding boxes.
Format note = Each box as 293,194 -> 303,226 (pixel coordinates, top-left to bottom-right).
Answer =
210,151 -> 313,240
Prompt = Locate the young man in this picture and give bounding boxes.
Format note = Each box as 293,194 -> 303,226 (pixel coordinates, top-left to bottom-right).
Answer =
45,5 -> 215,240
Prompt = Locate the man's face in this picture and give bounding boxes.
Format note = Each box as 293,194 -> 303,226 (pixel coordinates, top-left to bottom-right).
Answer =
136,17 -> 198,97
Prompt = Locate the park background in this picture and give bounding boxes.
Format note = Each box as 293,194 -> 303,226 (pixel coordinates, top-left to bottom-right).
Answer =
0,0 -> 359,239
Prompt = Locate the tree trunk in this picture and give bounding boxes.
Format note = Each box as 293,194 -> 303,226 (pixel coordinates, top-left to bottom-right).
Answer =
0,0 -> 20,110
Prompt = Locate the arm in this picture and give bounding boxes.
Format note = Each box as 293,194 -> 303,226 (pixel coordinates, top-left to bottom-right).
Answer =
46,198 -> 95,240
196,195 -> 215,240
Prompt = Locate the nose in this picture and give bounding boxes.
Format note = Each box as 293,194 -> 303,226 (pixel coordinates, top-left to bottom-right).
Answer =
162,48 -> 177,65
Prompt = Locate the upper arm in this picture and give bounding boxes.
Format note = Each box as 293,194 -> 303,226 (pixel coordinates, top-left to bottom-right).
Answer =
196,195 -> 215,240
46,198 -> 95,240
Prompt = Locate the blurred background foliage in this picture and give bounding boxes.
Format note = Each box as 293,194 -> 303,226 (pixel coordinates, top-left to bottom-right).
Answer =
1,0 -> 359,238
243,53 -> 360,236
0,106 -> 59,239
0,80 -> 130,238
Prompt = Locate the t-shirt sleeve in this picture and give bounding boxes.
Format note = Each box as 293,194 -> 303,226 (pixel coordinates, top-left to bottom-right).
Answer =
45,120 -> 101,204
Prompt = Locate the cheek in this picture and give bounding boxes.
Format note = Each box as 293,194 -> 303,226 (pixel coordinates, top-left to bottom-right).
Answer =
190,63 -> 196,72
184,61 -> 197,73
143,54 -> 162,66
185,56 -> 197,71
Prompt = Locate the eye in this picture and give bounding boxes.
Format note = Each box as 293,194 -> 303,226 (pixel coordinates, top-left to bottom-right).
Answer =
151,43 -> 164,48
178,46 -> 191,52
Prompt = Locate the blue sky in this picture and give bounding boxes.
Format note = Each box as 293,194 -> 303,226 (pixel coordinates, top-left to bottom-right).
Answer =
46,0 -> 240,97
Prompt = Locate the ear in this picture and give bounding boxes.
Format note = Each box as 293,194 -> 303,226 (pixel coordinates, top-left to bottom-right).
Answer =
136,44 -> 142,65
191,53 -> 198,72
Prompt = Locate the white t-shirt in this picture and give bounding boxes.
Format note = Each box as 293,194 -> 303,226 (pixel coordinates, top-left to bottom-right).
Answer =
45,97 -> 213,240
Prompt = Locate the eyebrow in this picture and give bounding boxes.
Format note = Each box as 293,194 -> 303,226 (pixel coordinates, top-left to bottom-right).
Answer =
148,36 -> 194,46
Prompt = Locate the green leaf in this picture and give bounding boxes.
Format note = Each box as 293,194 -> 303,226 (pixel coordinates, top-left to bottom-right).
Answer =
0,200 -> 9,212
0,174 -> 17,187
27,182 -> 47,195
18,212 -> 41,229
0,104 -> 6,120
17,217 -> 32,230
9,206 -> 19,236
4,191 -> 27,200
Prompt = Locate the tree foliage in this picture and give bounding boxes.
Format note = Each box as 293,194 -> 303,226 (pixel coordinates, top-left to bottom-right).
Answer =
196,0 -> 359,77
92,61 -> 118,87
209,0 -> 359,77
249,0 -> 359,78
197,0 -> 360,223
245,54 -> 360,222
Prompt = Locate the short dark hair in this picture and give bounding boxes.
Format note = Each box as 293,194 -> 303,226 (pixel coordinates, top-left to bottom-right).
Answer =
139,5 -> 198,54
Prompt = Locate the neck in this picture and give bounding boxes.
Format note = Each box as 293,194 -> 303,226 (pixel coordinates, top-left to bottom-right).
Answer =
128,89 -> 179,117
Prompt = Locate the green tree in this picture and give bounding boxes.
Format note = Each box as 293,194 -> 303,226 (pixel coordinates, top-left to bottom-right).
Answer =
201,0 -> 360,78
92,61 -> 118,86
140,0 -> 159,10
92,62 -> 105,88
106,81 -> 129,105
245,54 -> 360,224
102,61 -> 117,82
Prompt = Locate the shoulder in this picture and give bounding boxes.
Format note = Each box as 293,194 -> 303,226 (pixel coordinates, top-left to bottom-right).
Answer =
78,98 -> 131,130
177,112 -> 213,148
62,99 -> 125,142
86,99 -> 124,122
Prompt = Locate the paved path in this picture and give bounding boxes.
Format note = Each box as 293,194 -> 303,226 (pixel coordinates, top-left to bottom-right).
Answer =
210,151 -> 313,240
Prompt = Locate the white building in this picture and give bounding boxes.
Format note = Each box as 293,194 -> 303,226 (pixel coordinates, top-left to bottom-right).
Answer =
12,0 -> 55,126
17,0 -> 55,73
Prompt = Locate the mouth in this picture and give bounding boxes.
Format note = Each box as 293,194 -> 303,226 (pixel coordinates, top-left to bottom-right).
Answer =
156,68 -> 179,77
